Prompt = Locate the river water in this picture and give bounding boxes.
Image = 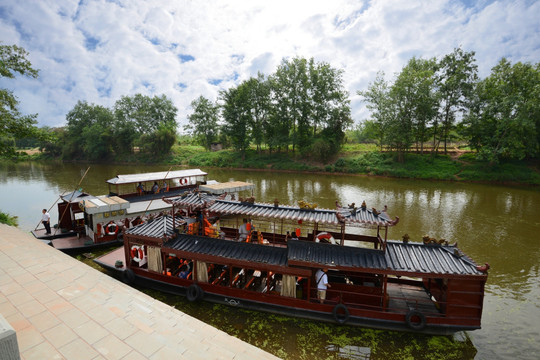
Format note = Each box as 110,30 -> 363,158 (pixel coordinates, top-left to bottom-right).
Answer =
1,161 -> 538,359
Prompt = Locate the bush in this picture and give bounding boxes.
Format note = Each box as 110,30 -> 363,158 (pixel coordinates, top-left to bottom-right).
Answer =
0,211 -> 18,226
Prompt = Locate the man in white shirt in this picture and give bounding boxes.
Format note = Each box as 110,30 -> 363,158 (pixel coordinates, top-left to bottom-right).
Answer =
41,209 -> 51,235
315,268 -> 331,304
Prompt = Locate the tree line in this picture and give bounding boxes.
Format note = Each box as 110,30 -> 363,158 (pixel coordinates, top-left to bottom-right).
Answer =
48,95 -> 179,160
358,48 -> 539,163
2,43 -> 538,165
186,57 -> 352,161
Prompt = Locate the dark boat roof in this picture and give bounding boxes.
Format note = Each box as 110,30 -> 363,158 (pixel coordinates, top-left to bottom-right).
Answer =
60,189 -> 91,203
288,240 -> 484,276
125,215 -> 181,238
164,234 -> 288,268
167,192 -> 396,227
128,215 -> 483,277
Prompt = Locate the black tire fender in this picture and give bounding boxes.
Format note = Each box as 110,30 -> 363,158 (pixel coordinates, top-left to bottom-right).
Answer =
405,309 -> 427,331
122,268 -> 135,285
186,284 -> 203,302
332,303 -> 350,324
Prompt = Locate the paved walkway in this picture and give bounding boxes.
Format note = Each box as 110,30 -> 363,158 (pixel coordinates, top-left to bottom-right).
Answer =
0,224 -> 280,360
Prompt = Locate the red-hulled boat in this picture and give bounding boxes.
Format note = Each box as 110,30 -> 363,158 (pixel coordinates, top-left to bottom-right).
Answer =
95,192 -> 489,334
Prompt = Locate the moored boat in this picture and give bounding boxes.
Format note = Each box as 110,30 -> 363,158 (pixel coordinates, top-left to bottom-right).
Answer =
94,191 -> 489,334
33,169 -> 216,252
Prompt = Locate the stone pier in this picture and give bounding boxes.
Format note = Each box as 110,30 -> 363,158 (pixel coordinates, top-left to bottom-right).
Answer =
0,224 -> 280,360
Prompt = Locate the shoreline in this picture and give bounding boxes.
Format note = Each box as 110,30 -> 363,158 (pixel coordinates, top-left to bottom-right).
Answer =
3,154 -> 539,187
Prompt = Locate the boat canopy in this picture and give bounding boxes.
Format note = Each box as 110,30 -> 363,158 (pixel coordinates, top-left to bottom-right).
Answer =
106,169 -> 207,185
288,240 -> 485,276
80,196 -> 130,215
60,190 -> 91,203
199,181 -> 254,194
128,214 -> 483,277
125,215 -> 181,239
166,191 -> 398,227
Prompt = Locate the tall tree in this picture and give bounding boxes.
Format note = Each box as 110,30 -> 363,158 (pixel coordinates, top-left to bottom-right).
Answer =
113,94 -> 178,155
63,101 -> 115,160
220,85 -> 251,159
244,73 -> 271,153
465,59 -> 539,163
0,44 -> 39,154
398,57 -> 438,154
359,72 -> 393,151
435,48 -> 478,154
186,96 -> 220,151
269,57 -> 351,155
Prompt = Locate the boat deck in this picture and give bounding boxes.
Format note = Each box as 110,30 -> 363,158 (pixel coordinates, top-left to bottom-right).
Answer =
96,246 -> 126,269
387,283 -> 440,315
31,228 -> 77,240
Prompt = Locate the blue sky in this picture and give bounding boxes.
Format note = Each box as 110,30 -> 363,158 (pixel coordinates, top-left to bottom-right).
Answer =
0,0 -> 539,130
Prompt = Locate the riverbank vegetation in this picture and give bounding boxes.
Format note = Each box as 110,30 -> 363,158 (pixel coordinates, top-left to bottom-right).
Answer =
2,44 -> 539,185
0,210 -> 18,226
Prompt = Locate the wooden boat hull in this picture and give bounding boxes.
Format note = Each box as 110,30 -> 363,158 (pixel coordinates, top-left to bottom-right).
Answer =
94,251 -> 479,336
48,236 -> 122,254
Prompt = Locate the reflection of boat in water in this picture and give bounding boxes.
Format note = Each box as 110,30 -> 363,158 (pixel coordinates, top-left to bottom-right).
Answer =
32,169 -> 214,253
95,189 -> 489,335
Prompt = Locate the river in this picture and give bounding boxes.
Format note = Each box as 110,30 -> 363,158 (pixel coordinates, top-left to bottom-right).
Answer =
1,161 -> 538,359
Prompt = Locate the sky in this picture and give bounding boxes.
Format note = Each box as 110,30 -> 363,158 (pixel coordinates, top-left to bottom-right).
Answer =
1,0 -> 539,131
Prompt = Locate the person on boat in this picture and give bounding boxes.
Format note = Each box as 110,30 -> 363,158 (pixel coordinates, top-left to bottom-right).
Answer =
136,182 -> 144,195
160,181 -> 168,193
151,182 -> 159,194
238,218 -> 250,242
41,209 -> 51,235
178,264 -> 191,279
315,268 -> 331,304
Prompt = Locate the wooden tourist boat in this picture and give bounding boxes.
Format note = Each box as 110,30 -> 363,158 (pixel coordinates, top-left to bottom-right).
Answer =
94,191 -> 489,335
33,169 -> 218,252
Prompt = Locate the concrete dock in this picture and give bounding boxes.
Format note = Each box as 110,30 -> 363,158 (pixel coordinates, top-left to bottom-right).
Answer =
0,224 -> 281,360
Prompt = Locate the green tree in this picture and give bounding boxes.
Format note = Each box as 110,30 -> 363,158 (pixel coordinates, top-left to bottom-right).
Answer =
244,73 -> 271,153
465,59 -> 539,163
113,94 -> 178,154
434,48 -> 478,154
269,58 -> 307,152
0,44 -> 39,155
140,123 -> 177,156
63,101 -> 115,160
359,72 -> 393,151
268,57 -> 351,156
186,96 -> 220,151
220,85 -> 251,159
37,127 -> 64,157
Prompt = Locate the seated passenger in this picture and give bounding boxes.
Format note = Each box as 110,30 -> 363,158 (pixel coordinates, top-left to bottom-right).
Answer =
178,264 -> 190,279
151,182 -> 159,194
160,181 -> 169,193
136,182 -> 144,195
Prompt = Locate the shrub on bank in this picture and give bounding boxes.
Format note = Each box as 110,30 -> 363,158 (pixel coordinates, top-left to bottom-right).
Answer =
459,160 -> 540,184
0,211 -> 18,226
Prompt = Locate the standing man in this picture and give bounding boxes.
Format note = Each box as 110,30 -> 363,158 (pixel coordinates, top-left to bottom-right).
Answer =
238,218 -> 250,242
315,268 -> 331,304
41,209 -> 51,235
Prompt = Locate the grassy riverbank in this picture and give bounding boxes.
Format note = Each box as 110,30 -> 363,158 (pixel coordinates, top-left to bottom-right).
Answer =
165,145 -> 540,185
9,145 -> 540,185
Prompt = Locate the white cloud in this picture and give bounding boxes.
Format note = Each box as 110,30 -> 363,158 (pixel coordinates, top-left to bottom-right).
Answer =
0,0 -> 538,129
